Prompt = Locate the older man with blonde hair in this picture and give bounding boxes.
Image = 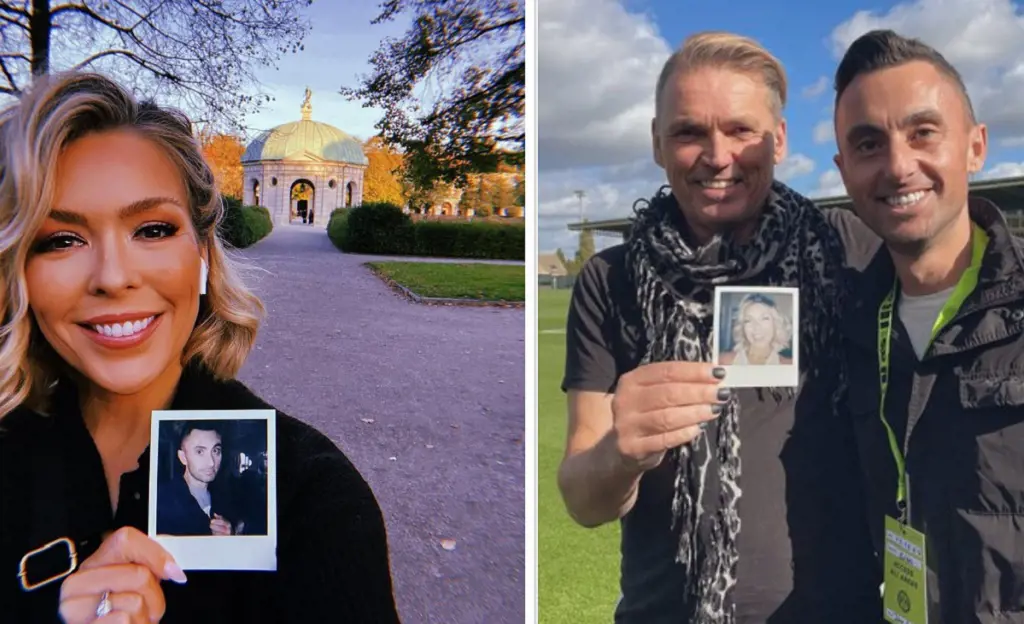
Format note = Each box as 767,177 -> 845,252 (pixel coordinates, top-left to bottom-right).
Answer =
558,32 -> 883,623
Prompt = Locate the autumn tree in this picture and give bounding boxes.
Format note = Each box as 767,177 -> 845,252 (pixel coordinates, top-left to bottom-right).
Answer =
340,0 -> 525,190
490,175 -> 515,214
362,136 -> 406,206
474,176 -> 494,217
200,132 -> 245,200
576,229 -> 596,266
0,1 -> 313,132
457,178 -> 475,215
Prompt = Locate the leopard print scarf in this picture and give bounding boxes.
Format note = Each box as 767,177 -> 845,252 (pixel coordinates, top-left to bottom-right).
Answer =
625,180 -> 848,623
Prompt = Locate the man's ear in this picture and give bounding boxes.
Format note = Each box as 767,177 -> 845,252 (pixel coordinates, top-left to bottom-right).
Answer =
651,117 -> 664,168
178,449 -> 187,467
773,118 -> 788,165
967,122 -> 988,174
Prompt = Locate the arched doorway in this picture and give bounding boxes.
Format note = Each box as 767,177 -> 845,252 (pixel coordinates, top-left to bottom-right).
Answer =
252,179 -> 261,206
290,179 -> 316,225
345,182 -> 355,207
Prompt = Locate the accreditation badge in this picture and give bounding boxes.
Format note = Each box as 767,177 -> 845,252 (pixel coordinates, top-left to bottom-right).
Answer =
883,515 -> 927,624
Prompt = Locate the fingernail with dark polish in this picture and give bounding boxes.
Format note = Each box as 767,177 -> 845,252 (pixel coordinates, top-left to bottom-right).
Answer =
712,367 -> 726,379
711,404 -> 722,415
717,388 -> 732,401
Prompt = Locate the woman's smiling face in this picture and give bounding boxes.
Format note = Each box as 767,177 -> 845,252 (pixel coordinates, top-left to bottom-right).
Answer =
25,128 -> 205,396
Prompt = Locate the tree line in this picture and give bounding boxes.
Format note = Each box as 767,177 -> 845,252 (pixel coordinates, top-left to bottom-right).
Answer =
0,0 -> 523,201
199,131 -> 525,216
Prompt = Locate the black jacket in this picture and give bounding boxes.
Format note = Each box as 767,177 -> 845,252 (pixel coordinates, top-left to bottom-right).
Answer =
0,362 -> 400,623
842,199 -> 1024,623
155,471 -> 241,537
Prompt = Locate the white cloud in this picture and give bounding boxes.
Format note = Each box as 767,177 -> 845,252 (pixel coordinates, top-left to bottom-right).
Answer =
802,76 -> 829,98
808,169 -> 849,198
830,0 -> 1024,143
538,0 -> 670,171
538,0 -> 673,253
776,153 -> 816,181
812,120 -> 834,144
978,161 -> 1024,179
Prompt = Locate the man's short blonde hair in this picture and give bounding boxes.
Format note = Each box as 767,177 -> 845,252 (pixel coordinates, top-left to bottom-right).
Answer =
655,31 -> 788,119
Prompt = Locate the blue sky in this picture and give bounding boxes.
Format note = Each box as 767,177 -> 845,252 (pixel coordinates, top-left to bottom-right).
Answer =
0,2 -> 408,145
538,0 -> 1024,254
244,2 -> 409,142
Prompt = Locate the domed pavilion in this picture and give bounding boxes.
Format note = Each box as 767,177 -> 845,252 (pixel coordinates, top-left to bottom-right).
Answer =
242,88 -> 368,227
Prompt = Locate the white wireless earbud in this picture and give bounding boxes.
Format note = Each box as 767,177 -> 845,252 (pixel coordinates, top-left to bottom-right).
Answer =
199,258 -> 208,295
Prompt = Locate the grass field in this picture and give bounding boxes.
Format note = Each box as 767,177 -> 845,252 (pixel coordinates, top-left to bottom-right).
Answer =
365,262 -> 525,302
538,287 -> 621,623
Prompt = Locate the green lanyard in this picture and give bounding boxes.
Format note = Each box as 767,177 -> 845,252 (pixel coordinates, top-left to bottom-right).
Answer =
876,224 -> 988,517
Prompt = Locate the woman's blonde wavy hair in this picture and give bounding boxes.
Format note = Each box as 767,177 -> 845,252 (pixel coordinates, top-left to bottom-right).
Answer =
0,71 -> 265,421
731,293 -> 792,354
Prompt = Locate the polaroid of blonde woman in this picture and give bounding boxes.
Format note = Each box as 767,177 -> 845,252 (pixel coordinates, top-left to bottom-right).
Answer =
713,286 -> 799,388
148,409 -> 277,571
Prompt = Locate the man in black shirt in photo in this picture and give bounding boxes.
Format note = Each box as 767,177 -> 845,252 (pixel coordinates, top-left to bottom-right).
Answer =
157,421 -> 243,537
557,31 -> 883,623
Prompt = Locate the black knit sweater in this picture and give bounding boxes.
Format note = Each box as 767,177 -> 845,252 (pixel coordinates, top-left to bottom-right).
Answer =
0,363 -> 400,623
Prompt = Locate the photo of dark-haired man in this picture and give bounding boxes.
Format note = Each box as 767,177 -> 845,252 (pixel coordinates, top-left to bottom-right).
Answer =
156,420 -> 244,536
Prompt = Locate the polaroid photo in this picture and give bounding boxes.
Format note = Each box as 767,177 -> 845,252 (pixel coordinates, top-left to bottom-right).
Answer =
712,286 -> 800,388
148,409 -> 277,571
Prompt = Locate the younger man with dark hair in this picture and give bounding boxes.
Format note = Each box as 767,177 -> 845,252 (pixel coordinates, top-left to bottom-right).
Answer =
157,421 -> 243,536
833,28 -> 1024,622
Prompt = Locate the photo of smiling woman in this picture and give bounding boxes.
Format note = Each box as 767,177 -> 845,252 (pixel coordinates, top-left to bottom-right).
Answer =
718,292 -> 794,366
0,72 -> 399,623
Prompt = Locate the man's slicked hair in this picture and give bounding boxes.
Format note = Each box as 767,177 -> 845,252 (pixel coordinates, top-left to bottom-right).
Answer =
655,31 -> 788,120
834,29 -> 975,121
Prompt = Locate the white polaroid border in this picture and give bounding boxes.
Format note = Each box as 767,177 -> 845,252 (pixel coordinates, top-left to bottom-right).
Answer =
148,409 -> 278,571
712,286 -> 800,388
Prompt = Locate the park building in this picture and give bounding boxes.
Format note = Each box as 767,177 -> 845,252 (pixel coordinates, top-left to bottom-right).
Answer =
241,89 -> 367,228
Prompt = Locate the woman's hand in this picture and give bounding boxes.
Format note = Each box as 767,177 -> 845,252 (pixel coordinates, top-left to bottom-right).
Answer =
57,527 -> 187,623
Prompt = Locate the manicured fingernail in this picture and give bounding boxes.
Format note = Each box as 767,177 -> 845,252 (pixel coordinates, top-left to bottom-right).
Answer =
711,404 -> 723,415
717,388 -> 732,401
712,367 -> 726,379
165,561 -> 188,584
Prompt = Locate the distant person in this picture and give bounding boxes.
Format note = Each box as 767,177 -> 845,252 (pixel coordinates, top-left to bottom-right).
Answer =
0,70 -> 398,622
719,294 -> 793,366
156,422 -> 242,536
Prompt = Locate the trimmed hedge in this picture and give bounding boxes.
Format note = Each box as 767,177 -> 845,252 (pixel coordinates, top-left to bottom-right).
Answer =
219,196 -> 273,248
327,202 -> 524,260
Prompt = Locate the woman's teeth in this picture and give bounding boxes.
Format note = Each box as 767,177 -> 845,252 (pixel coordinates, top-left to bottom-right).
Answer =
93,316 -> 155,337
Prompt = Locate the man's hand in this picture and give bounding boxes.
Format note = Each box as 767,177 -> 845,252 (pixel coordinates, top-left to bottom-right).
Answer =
210,514 -> 233,536
610,361 -> 728,473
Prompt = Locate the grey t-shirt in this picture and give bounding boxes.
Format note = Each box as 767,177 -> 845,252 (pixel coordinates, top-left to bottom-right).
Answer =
560,209 -> 884,623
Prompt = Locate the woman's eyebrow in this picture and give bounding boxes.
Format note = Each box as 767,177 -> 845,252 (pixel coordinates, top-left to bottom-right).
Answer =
48,196 -> 184,224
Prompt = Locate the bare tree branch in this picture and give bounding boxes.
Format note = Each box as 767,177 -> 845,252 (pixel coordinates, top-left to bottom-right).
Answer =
1,0 -> 313,132
0,56 -> 18,93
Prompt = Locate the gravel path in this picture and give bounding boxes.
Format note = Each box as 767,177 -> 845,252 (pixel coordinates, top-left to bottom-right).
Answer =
230,224 -> 525,623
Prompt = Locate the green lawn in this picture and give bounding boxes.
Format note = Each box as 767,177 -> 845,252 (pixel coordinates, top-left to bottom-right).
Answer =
365,262 -> 525,302
538,287 -> 621,623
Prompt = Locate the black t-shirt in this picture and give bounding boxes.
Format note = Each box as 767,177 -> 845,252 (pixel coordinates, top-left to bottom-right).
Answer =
561,208 -> 885,624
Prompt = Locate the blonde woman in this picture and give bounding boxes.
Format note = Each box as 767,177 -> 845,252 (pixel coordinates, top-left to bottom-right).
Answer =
0,72 -> 399,623
719,293 -> 793,366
